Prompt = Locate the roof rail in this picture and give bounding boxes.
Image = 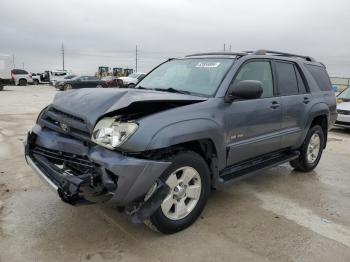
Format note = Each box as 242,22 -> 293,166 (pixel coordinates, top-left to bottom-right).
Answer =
245,50 -> 316,62
186,52 -> 247,57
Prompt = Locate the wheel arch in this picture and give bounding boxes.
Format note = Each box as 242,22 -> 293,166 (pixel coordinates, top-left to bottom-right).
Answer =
142,119 -> 226,187
310,114 -> 328,148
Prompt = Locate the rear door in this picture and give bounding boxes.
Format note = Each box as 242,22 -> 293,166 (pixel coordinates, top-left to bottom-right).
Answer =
225,60 -> 282,166
77,76 -> 89,88
273,61 -> 311,148
87,76 -> 99,87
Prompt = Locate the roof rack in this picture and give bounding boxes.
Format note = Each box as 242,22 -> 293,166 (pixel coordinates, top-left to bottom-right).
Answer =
245,50 -> 316,62
185,50 -> 316,62
186,52 -> 247,57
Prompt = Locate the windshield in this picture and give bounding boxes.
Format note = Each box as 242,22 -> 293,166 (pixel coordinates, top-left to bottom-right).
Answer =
136,58 -> 234,96
64,75 -> 77,79
338,87 -> 350,101
128,73 -> 139,78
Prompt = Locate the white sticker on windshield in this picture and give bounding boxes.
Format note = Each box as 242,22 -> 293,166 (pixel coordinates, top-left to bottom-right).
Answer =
195,62 -> 220,68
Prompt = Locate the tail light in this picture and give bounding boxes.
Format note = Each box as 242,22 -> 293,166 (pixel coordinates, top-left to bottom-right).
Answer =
29,74 -> 32,79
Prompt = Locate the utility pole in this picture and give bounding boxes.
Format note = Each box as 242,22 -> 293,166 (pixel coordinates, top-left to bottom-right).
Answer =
224,44 -> 226,52
61,43 -> 65,71
135,45 -> 138,72
12,54 -> 15,68
229,44 -> 232,51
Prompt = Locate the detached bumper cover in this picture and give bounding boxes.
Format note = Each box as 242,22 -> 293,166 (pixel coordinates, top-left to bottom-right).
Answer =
25,125 -> 171,205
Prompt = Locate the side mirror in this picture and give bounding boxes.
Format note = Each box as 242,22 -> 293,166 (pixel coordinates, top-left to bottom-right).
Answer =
225,80 -> 263,102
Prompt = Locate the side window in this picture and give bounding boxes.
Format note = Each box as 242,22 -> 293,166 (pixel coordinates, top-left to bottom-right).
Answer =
275,62 -> 298,96
305,64 -> 331,91
294,66 -> 307,93
232,61 -> 274,98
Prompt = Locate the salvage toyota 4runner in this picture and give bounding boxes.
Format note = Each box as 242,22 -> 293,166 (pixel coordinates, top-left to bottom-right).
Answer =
25,50 -> 336,234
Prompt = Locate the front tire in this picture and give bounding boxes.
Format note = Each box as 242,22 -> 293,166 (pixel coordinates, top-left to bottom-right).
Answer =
64,84 -> 72,91
290,125 -> 324,172
33,79 -> 39,85
148,151 -> 210,234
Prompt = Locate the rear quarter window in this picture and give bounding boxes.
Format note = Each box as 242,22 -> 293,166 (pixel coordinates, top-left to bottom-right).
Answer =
305,64 -> 331,91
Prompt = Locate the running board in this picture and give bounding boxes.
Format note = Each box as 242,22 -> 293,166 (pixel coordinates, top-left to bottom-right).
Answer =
219,151 -> 300,184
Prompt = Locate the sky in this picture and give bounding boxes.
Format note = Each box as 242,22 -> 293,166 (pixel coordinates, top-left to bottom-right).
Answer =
0,0 -> 349,76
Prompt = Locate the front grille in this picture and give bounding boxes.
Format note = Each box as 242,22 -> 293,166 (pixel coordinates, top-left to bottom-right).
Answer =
335,120 -> 350,126
49,107 -> 85,123
337,109 -> 350,115
32,145 -> 94,174
39,107 -> 91,141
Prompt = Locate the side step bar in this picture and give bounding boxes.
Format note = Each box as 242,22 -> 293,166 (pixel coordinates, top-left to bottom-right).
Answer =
219,151 -> 300,184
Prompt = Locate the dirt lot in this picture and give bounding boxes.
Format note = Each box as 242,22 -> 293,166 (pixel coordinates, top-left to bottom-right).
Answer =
1,85 -> 350,262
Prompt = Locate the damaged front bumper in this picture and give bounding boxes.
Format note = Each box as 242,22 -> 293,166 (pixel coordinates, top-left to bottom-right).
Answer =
24,125 -> 171,219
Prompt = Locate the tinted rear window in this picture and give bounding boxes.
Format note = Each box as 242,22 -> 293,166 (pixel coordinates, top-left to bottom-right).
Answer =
305,64 -> 331,91
12,69 -> 28,74
275,62 -> 298,95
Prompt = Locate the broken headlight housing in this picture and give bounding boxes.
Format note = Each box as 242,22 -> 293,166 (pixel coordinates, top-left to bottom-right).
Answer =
91,117 -> 138,149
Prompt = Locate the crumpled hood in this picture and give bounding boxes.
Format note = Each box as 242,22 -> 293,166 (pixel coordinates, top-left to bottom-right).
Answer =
51,88 -> 207,128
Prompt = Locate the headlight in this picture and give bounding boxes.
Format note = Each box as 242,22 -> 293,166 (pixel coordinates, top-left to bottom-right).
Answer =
91,117 -> 138,149
36,106 -> 48,123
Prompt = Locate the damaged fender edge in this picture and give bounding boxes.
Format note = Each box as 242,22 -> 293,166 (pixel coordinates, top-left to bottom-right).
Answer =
128,180 -> 170,224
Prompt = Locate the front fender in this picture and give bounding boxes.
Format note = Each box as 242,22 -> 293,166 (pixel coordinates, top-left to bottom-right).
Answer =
146,118 -> 226,169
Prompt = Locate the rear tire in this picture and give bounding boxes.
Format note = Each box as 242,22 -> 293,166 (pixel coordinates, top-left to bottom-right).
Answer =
19,79 -> 27,86
290,125 -> 324,172
147,151 -> 210,234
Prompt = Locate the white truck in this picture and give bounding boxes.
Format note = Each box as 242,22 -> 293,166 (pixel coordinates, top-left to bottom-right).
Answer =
32,70 -> 72,85
0,54 -> 14,91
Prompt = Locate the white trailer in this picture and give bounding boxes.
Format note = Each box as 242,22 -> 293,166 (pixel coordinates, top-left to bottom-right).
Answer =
0,54 -> 14,91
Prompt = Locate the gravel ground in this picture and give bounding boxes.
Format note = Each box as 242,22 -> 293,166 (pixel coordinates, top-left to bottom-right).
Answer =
1,85 -> 350,262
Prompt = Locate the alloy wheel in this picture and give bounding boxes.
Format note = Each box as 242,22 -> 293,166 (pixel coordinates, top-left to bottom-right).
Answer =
161,166 -> 202,220
307,133 -> 321,163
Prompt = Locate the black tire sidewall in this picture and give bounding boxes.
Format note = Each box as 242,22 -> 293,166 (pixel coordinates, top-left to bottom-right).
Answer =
150,151 -> 210,234
19,79 -> 27,86
299,125 -> 324,171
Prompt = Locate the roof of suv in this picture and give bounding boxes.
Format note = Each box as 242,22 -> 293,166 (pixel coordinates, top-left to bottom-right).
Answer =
185,49 -> 324,66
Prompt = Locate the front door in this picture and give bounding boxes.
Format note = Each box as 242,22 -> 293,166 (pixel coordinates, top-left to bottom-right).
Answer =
224,60 -> 282,166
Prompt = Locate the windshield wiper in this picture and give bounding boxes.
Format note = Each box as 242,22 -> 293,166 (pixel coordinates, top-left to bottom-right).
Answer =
154,87 -> 191,95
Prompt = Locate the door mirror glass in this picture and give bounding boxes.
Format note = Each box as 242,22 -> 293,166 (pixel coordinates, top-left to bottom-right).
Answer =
227,80 -> 263,101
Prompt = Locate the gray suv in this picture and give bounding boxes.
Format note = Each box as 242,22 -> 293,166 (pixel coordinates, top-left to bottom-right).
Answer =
25,50 -> 337,234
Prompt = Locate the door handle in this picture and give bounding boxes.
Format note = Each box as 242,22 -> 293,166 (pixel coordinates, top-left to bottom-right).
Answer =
303,97 -> 310,104
270,101 -> 280,109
